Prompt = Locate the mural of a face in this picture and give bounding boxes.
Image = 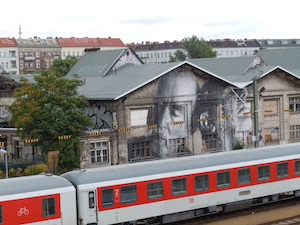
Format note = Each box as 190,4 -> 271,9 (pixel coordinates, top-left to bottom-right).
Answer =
154,70 -> 200,158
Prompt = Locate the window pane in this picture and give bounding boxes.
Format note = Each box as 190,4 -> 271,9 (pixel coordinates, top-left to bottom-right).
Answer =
148,182 -> 163,199
172,178 -> 187,196
277,163 -> 288,178
258,166 -> 270,181
238,168 -> 251,185
0,205 -> 2,223
43,198 -> 56,217
102,189 -> 114,207
217,172 -> 230,188
295,160 -> 300,175
89,191 -> 95,208
121,186 -> 137,204
195,175 -> 209,192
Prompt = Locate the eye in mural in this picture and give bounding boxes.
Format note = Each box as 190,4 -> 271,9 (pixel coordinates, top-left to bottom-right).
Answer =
85,101 -> 113,130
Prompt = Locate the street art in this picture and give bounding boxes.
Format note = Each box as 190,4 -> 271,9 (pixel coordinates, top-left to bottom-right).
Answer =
85,101 -> 113,130
128,68 -> 252,160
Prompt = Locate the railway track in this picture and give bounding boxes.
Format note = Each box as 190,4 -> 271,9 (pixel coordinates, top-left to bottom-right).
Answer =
171,198 -> 300,225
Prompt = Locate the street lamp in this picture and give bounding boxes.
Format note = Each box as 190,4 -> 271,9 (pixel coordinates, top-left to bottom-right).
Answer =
0,149 -> 8,178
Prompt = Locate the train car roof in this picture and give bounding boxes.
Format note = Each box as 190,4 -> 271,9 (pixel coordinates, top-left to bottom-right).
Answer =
0,174 -> 73,196
61,142 -> 300,186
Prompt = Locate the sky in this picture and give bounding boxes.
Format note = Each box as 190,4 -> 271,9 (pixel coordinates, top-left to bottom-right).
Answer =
1,0 -> 299,44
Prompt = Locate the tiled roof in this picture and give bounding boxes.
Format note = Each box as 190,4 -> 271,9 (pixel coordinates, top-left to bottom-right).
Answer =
0,38 -> 17,47
57,37 -> 125,48
99,38 -> 125,47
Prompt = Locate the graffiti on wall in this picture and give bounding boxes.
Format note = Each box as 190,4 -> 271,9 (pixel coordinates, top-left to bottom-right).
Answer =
85,101 -> 113,130
128,68 -> 252,159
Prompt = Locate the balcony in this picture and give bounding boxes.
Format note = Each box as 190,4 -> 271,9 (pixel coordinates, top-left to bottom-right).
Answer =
24,56 -> 35,61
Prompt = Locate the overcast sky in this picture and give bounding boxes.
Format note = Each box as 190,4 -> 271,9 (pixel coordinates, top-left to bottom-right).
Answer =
1,0 -> 299,44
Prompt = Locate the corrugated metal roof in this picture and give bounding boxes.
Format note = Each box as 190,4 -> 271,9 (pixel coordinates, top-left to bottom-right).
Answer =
67,49 -> 125,77
68,47 -> 300,100
77,62 -> 181,100
257,47 -> 300,70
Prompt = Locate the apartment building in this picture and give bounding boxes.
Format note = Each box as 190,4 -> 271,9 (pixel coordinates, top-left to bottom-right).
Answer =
16,37 -> 61,74
0,38 -> 18,75
128,39 -> 261,64
258,39 -> 300,49
57,37 -> 126,59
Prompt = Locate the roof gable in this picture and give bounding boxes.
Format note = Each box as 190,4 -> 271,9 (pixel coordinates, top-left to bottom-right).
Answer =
66,48 -> 143,78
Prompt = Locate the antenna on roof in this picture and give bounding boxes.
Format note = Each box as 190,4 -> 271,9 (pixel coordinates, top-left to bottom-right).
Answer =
18,24 -> 22,39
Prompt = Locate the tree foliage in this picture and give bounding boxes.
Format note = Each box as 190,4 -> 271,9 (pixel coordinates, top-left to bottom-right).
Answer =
51,57 -> 78,76
171,35 -> 216,62
169,50 -> 187,62
9,70 -> 91,170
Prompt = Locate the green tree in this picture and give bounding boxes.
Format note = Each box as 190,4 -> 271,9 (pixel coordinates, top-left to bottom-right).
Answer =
169,50 -> 187,62
183,35 -> 216,59
9,70 -> 91,171
51,57 -> 78,76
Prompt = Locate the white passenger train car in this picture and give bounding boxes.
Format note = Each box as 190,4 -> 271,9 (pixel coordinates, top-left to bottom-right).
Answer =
62,142 -> 300,225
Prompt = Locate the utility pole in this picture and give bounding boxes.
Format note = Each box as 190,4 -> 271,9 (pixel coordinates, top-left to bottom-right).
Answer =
252,77 -> 259,147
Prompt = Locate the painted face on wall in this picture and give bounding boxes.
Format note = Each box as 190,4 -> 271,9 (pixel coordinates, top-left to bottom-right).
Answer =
154,70 -> 199,158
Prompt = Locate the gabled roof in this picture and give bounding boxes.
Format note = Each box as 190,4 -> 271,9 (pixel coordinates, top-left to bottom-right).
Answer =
61,47 -> 300,101
66,48 -> 143,78
77,62 -> 182,100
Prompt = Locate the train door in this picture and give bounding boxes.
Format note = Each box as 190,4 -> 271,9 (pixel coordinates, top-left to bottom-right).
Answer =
82,190 -> 98,225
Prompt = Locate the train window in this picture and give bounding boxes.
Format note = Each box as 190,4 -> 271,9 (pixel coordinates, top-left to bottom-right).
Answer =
172,178 -> 187,196
148,182 -> 164,200
43,198 -> 56,217
238,168 -> 251,185
277,162 -> 288,178
102,189 -> 114,207
258,166 -> 270,181
217,171 -> 230,188
295,160 -> 300,175
121,185 -> 137,204
88,191 -> 95,208
0,205 -> 2,223
195,175 -> 209,192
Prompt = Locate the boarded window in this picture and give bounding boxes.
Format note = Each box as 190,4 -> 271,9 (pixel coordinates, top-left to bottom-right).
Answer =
130,109 -> 148,126
263,99 -> 278,116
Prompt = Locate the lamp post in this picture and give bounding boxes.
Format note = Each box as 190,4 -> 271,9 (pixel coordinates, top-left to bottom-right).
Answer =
0,149 -> 8,178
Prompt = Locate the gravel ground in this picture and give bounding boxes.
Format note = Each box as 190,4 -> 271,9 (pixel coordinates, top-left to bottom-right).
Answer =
201,204 -> 300,225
